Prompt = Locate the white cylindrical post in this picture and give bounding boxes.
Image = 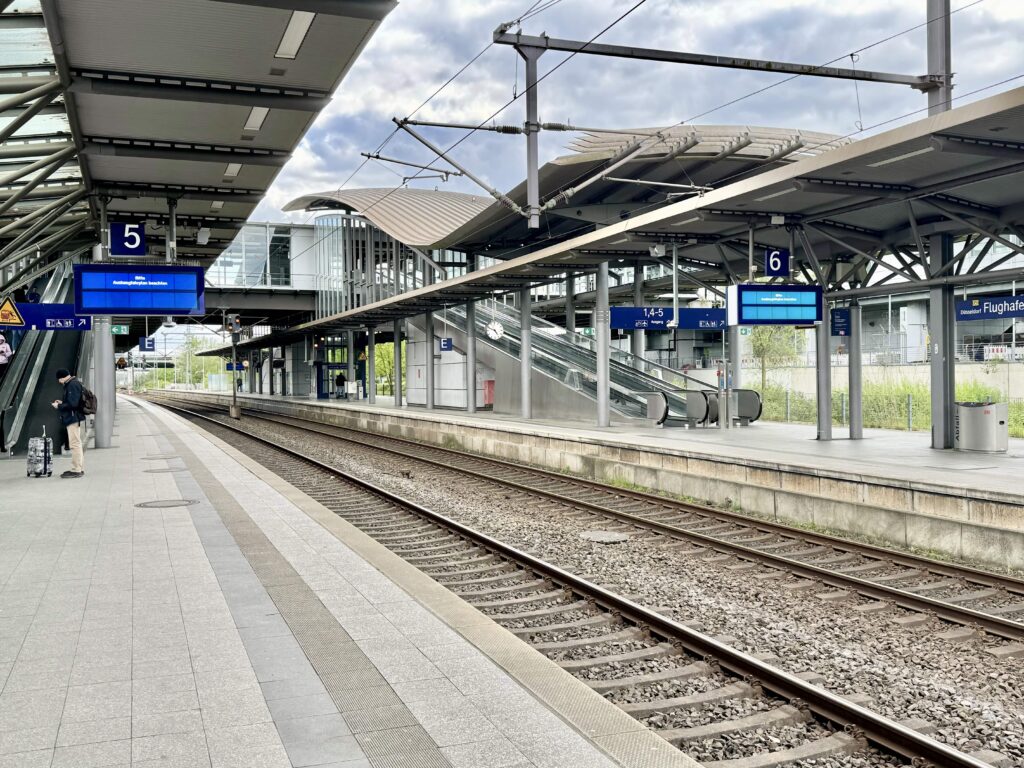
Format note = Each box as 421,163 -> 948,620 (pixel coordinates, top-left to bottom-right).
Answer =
596,263 -> 611,427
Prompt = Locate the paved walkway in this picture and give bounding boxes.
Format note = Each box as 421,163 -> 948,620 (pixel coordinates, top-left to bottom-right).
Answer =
0,398 -> 675,768
229,392 -> 1024,498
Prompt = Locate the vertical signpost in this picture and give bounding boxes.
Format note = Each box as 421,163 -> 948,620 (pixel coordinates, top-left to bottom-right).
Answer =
225,312 -> 241,419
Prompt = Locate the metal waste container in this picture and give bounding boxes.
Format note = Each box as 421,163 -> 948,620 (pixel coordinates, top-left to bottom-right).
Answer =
953,401 -> 1009,453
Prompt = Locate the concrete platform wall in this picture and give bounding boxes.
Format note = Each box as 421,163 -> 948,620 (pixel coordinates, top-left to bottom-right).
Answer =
158,392 -> 1024,572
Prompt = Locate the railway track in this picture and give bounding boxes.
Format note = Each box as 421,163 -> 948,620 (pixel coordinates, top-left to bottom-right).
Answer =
153,398 -> 1001,768
151,397 -> 1024,645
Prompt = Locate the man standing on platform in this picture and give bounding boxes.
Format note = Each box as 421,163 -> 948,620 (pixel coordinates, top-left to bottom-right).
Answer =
52,368 -> 85,478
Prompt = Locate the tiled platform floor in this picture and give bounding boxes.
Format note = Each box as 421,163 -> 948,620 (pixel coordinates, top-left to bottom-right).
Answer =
0,397 -> 686,768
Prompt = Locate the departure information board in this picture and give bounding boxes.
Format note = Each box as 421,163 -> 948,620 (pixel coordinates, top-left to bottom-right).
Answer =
73,264 -> 205,316
727,284 -> 822,326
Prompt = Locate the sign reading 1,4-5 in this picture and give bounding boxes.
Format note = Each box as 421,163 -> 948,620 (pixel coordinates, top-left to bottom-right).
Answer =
764,247 -> 790,278
110,222 -> 146,256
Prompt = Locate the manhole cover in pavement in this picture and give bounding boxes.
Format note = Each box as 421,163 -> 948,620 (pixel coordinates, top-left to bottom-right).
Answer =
135,499 -> 198,509
580,530 -> 631,544
142,455 -> 179,460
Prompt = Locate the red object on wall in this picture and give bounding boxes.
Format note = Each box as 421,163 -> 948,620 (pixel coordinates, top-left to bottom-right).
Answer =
483,379 -> 495,406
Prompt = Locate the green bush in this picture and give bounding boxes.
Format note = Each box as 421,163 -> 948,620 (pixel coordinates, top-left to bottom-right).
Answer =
761,378 -> 1024,436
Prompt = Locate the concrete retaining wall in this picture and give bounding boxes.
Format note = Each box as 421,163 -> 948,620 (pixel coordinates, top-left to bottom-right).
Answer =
159,391 -> 1024,572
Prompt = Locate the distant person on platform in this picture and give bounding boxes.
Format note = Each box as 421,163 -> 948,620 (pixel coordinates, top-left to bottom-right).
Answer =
52,368 -> 84,478
0,334 -> 12,383
335,371 -> 347,399
236,377 -> 243,393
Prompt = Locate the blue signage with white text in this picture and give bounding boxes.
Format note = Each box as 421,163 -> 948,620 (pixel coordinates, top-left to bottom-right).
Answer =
1,303 -> 91,331
109,222 -> 147,256
139,337 -> 156,352
727,284 -> 823,326
956,295 -> 1024,322
764,248 -> 790,278
73,264 -> 205,316
439,338 -> 454,352
831,308 -> 851,337
610,306 -> 726,330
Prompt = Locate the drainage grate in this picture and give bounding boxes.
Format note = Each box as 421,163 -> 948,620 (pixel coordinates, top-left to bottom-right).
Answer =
135,499 -> 198,509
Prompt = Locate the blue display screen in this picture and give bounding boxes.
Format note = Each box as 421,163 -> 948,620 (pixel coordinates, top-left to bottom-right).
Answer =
730,284 -> 822,325
73,264 -> 205,316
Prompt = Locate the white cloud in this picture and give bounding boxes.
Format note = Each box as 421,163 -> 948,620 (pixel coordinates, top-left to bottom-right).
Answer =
249,0 -> 1024,223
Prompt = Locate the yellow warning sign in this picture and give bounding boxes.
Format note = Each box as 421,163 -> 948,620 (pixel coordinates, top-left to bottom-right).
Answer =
0,297 -> 24,326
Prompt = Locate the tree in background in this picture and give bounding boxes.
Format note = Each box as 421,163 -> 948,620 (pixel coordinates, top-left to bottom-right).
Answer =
749,326 -> 804,391
373,341 -> 405,395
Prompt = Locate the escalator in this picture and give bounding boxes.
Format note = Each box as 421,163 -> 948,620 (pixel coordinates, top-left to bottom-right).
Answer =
439,302 -> 761,425
0,264 -> 84,455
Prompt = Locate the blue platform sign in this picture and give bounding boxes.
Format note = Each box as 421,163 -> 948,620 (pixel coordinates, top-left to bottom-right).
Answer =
610,306 -> 726,330
727,284 -> 823,326
439,338 -> 454,352
956,295 -> 1024,322
73,264 -> 205,316
764,247 -> 790,278
1,303 -> 91,331
139,337 -> 156,352
109,222 -> 147,257
226,362 -> 244,371
831,307 -> 851,336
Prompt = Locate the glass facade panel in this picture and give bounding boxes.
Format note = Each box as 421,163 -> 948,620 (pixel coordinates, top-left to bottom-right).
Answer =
269,227 -> 291,286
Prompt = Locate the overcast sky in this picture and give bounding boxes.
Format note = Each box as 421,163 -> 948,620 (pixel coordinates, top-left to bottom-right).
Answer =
249,0 -> 1024,223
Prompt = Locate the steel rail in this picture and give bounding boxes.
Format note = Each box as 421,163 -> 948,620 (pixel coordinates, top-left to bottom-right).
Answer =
154,398 -> 995,768
207,403 -> 1024,595
151,399 -> 1024,642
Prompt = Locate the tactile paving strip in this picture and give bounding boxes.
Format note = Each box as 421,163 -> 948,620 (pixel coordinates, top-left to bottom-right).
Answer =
160,427 -> 453,768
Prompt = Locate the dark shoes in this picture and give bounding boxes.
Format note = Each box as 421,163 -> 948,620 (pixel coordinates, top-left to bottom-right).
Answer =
60,470 -> 83,478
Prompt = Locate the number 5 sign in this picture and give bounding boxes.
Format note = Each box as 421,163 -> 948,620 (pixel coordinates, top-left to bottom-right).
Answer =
110,222 -> 147,256
764,247 -> 790,278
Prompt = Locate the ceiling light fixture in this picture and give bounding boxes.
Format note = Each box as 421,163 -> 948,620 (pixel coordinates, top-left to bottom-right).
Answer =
210,201 -> 224,211
223,163 -> 242,178
754,188 -> 796,202
275,11 -> 315,59
243,107 -> 269,133
866,146 -> 934,168
669,216 -> 700,228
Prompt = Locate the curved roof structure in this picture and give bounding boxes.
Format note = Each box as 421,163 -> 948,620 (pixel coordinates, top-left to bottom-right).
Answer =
283,187 -> 491,248
286,124 -> 848,252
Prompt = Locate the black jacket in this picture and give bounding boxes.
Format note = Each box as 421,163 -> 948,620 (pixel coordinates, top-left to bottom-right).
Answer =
57,377 -> 85,426
335,373 -> 347,386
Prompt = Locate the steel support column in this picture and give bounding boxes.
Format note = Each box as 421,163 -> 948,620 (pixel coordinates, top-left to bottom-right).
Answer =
367,326 -> 376,405
849,303 -> 863,440
424,311 -> 435,409
520,46 -> 544,229
631,261 -> 645,358
91,233 -> 113,449
520,286 -> 532,418
565,273 -> 576,333
816,308 -> 832,441
728,325 -> 742,389
268,346 -> 275,396
465,300 -> 477,413
393,319 -> 402,407
346,331 -> 355,392
596,262 -> 611,428
929,234 -> 955,448
927,0 -> 953,115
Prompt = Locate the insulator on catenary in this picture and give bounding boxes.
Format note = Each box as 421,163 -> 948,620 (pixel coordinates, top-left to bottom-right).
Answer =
492,124 -> 524,134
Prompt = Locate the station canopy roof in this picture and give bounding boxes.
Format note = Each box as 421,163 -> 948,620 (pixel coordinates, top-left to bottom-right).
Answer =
209,84 -> 1024,355
286,124 -> 847,251
0,0 -> 393,295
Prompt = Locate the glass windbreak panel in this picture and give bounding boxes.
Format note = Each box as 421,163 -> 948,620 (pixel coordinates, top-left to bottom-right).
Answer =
207,232 -> 244,286
269,226 -> 290,286
241,226 -> 268,286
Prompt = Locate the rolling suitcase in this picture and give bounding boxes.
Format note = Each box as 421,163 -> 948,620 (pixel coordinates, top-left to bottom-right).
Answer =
27,426 -> 53,478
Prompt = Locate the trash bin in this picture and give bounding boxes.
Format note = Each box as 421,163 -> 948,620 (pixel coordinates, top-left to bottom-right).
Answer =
953,402 -> 1009,453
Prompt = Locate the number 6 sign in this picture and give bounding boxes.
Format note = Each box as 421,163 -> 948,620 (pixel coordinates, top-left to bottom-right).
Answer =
764,247 -> 790,278
110,222 -> 147,256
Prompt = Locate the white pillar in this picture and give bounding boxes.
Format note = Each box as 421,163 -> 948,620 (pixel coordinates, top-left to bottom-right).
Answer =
520,287 -> 532,419
596,263 -> 611,427
816,308 -> 832,441
466,301 -> 477,413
